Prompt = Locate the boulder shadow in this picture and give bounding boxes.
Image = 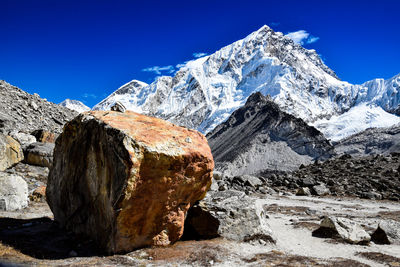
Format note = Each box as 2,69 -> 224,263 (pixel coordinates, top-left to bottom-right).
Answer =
0,217 -> 102,259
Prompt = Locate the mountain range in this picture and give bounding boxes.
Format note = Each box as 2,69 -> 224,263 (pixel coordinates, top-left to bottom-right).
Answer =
91,25 -> 400,141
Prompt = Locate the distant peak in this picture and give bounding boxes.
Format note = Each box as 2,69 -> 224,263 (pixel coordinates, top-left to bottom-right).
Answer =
257,25 -> 271,31
245,92 -> 274,106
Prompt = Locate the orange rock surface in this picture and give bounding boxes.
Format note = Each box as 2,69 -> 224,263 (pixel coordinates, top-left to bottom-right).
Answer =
46,111 -> 214,253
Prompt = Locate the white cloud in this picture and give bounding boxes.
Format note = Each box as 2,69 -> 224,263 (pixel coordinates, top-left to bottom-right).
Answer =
285,30 -> 319,45
176,63 -> 186,69
82,93 -> 97,99
142,65 -> 175,75
193,52 -> 208,58
307,36 -> 320,44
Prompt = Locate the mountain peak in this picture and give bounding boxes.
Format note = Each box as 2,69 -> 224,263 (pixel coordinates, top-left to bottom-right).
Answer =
59,99 -> 90,113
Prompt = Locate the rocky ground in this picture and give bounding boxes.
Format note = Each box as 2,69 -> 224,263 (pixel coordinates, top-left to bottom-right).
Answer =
1,193 -> 400,266
264,153 -> 400,201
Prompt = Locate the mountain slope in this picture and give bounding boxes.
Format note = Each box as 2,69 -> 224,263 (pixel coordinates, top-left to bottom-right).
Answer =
206,92 -> 335,176
93,25 -> 400,139
59,99 -> 90,113
0,81 -> 78,134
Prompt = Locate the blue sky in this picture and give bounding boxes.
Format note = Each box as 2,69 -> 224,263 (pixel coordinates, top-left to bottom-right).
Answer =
1,0 -> 399,107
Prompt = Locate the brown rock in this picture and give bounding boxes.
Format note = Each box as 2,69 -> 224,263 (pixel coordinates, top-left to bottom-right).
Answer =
31,130 -> 56,143
0,133 -> 24,171
30,185 -> 47,202
46,111 -> 214,253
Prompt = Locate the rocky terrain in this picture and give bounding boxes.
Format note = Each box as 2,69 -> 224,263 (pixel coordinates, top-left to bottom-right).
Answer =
207,92 -> 335,176
0,81 -> 77,135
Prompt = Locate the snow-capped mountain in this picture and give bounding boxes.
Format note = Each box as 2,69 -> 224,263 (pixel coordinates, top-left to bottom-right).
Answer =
93,25 -> 400,140
59,99 -> 90,113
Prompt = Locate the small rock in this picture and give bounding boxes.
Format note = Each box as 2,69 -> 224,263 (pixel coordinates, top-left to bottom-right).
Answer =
296,187 -> 311,196
360,191 -> 382,200
30,185 -> 46,202
371,220 -> 400,245
312,184 -> 330,196
313,216 -> 370,244
31,129 -> 56,143
302,177 -> 316,187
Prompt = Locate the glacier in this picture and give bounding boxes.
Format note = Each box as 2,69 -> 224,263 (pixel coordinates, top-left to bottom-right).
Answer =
93,25 -> 400,141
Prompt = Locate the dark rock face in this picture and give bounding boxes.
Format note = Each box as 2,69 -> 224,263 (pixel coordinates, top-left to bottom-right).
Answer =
0,80 -> 77,135
46,111 -> 214,253
207,92 -> 335,176
334,124 -> 400,156
264,153 -> 400,200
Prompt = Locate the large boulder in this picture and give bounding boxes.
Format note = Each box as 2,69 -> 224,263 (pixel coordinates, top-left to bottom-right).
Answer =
0,172 -> 29,211
46,111 -> 214,253
0,133 -> 24,171
184,190 -> 274,244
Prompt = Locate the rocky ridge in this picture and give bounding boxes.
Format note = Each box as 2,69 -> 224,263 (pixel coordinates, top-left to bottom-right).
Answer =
207,92 -> 335,176
0,81 -> 77,135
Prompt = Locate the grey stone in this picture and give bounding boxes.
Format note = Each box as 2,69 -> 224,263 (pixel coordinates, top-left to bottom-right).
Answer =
0,172 -> 28,211
184,190 -> 275,244
234,175 -> 263,188
23,142 -> 55,168
314,216 -> 370,244
9,131 -> 36,149
312,184 -> 330,196
302,177 -> 316,187
296,187 -> 311,196
371,220 -> 400,245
